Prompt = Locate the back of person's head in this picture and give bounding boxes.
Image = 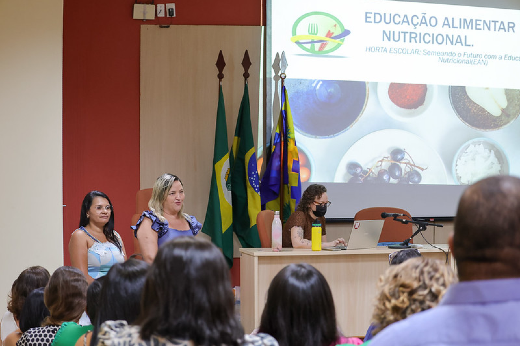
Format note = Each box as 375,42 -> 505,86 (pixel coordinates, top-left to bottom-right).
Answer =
7,266 -> 50,321
371,257 -> 456,336
453,175 -> 520,280
389,248 -> 422,265
139,237 -> 243,346
90,259 -> 149,345
18,288 -> 50,332
86,276 -> 106,322
43,266 -> 88,326
258,263 -> 338,346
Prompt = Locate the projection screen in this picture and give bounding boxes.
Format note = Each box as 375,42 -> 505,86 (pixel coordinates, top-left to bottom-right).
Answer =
266,0 -> 520,218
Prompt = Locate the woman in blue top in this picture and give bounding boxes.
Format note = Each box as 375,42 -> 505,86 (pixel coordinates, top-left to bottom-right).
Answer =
69,191 -> 127,283
133,173 -> 202,263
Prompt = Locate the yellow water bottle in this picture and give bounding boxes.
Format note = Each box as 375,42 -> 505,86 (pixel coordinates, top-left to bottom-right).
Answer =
312,219 -> 322,251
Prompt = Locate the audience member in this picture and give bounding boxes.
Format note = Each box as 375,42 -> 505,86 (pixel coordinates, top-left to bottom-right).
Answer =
258,263 -> 362,346
132,174 -> 202,263
388,248 -> 422,265
50,275 -> 105,346
4,288 -> 49,346
84,259 -> 149,346
96,237 -> 277,346
282,184 -> 345,248
370,257 -> 456,338
370,175 -> 520,345
1,266 -> 49,344
85,277 -> 106,327
17,266 -> 88,346
69,191 -> 127,284
364,248 -> 423,341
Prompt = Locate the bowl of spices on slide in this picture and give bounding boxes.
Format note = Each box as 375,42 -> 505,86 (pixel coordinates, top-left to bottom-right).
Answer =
452,138 -> 509,185
282,78 -> 368,138
449,86 -> 520,131
377,82 -> 435,121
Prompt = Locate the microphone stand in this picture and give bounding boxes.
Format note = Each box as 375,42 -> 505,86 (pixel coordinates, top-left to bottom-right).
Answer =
387,217 -> 443,249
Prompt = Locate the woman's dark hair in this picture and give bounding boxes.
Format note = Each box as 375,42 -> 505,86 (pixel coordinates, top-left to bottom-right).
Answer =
296,184 -> 327,214
18,288 -> 49,332
79,190 -> 121,251
138,237 -> 243,346
258,263 -> 338,346
86,276 -> 106,322
43,266 -> 88,326
7,266 -> 50,321
90,259 -> 149,346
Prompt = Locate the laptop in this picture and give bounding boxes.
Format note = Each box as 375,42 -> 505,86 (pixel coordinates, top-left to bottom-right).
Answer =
346,220 -> 385,250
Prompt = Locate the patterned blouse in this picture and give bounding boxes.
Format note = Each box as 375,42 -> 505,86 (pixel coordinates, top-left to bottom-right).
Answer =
96,320 -> 279,346
131,210 -> 202,247
16,325 -> 60,346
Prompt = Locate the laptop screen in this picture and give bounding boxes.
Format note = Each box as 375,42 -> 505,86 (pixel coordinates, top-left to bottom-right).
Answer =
347,220 -> 385,249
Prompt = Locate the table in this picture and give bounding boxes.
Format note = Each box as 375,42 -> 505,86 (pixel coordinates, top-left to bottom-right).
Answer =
239,245 -> 453,337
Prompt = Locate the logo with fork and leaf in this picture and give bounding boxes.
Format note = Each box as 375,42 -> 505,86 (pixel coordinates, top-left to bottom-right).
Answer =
291,12 -> 350,55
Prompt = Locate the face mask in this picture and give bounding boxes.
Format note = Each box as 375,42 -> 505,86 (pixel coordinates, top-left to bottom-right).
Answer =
314,204 -> 327,217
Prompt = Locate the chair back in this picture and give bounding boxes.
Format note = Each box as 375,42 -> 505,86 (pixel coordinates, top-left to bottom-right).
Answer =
354,207 -> 413,243
256,210 -> 275,248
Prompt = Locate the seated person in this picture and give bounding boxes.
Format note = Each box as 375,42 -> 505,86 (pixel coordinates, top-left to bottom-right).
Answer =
4,288 -> 49,346
370,176 -> 520,346
370,257 -> 456,339
364,248 -> 423,341
17,266 -> 88,346
96,237 -> 277,346
282,184 -> 345,248
69,191 -> 127,284
1,266 -> 49,345
132,173 -> 202,263
84,259 -> 149,346
258,263 -> 362,346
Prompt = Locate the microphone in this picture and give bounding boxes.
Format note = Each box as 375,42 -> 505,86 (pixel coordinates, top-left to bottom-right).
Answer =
381,212 -> 405,218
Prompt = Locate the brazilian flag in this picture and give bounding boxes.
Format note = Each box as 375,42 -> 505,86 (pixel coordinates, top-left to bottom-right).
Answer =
202,85 -> 234,267
228,82 -> 262,248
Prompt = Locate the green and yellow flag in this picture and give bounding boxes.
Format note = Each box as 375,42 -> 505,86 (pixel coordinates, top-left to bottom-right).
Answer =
202,85 -> 234,267
228,82 -> 262,248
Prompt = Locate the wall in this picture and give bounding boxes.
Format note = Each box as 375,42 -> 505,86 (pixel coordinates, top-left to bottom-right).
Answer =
0,0 -> 64,315
62,0 -> 264,264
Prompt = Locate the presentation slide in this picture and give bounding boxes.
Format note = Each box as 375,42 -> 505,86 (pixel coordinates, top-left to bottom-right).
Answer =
266,0 -> 520,218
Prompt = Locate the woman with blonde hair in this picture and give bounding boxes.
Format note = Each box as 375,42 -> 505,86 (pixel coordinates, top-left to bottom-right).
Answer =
370,257 -> 456,338
132,173 -> 202,263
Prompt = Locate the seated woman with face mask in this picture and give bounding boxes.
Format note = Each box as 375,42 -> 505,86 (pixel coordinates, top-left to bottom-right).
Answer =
282,184 -> 346,249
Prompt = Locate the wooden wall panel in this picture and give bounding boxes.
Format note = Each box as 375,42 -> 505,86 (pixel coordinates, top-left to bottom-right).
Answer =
140,25 -> 262,222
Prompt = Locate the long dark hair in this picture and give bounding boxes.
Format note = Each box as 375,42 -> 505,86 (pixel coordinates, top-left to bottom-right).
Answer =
19,287 -> 49,332
138,237 -> 243,345
86,276 -> 106,322
90,259 -> 149,346
79,190 -> 121,251
258,263 -> 338,346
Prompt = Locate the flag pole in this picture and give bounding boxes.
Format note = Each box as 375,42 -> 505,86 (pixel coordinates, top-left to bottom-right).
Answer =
202,50 -> 235,267
279,52 -> 288,223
